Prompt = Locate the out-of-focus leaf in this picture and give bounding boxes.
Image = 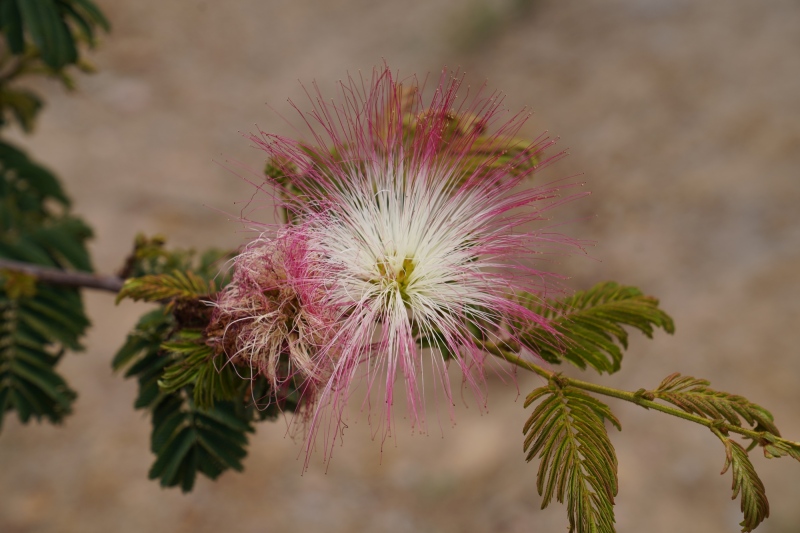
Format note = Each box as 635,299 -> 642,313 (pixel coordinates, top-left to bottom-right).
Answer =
0,88 -> 43,133
16,0 -> 77,69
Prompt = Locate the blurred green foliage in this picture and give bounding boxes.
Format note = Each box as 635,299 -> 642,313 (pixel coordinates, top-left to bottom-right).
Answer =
0,0 -> 107,427
0,0 -> 109,131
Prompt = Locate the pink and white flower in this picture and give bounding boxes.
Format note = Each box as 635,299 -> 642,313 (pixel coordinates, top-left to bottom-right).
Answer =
246,66 -> 586,458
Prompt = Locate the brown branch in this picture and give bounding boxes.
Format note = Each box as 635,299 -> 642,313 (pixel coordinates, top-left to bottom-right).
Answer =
0,258 -> 124,293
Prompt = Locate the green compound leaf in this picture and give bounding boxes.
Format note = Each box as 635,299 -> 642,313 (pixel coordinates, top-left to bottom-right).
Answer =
159,331 -> 240,409
116,270 -> 214,304
113,308 -> 254,492
652,373 -> 780,436
147,395 -> 253,493
524,378 -> 621,533
719,437 -> 770,532
0,141 -> 91,430
112,238 -> 281,493
0,288 -> 85,429
518,282 -> 675,374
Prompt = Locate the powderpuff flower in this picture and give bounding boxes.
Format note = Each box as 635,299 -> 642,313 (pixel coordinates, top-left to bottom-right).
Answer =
206,228 -> 339,410
249,66 -> 586,456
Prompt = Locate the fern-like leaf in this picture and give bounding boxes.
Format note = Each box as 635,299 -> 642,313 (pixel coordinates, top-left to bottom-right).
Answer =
116,270 -> 213,304
719,436 -> 770,532
113,309 -> 255,492
0,288 -> 85,428
0,142 -> 91,429
159,331 -> 239,409
147,394 -> 253,492
652,373 -> 780,436
519,282 -> 674,374
523,378 -> 621,533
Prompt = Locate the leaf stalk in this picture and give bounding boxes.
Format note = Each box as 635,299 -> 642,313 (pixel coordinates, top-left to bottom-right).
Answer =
485,343 -> 785,444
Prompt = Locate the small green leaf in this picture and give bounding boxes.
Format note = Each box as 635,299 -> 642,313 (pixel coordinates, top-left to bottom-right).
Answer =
518,282 -> 675,374
523,378 -> 620,533
652,373 -> 780,436
720,437 -> 769,532
17,304 -> 83,350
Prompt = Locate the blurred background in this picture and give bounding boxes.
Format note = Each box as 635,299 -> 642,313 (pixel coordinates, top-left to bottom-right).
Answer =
1,0 -> 799,531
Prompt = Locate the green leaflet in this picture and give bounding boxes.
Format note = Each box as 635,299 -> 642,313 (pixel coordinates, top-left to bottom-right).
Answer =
58,0 -> 111,46
518,281 -> 675,374
651,373 -> 780,436
718,436 -> 770,532
0,0 -> 25,54
523,378 -> 621,533
159,331 -> 240,409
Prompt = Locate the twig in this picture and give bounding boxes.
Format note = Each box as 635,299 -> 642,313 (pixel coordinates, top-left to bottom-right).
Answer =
483,342 -> 796,446
0,258 -> 124,293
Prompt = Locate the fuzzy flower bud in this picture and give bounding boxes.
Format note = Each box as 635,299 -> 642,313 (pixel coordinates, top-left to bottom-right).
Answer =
206,229 -> 338,407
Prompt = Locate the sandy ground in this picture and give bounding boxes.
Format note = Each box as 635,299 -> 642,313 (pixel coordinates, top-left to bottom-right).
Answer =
1,0 -> 799,531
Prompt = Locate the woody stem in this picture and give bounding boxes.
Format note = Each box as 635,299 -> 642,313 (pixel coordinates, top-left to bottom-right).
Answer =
0,258 -> 124,293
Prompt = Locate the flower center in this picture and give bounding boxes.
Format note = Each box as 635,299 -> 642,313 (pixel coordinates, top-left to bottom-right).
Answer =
374,256 -> 416,302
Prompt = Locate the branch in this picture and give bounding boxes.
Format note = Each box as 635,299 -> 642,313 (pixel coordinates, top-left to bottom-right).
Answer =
0,258 -> 124,293
484,342 -> 796,446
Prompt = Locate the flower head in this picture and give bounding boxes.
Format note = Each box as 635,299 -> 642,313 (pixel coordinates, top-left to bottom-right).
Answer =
246,66 -> 586,458
207,228 -> 338,411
